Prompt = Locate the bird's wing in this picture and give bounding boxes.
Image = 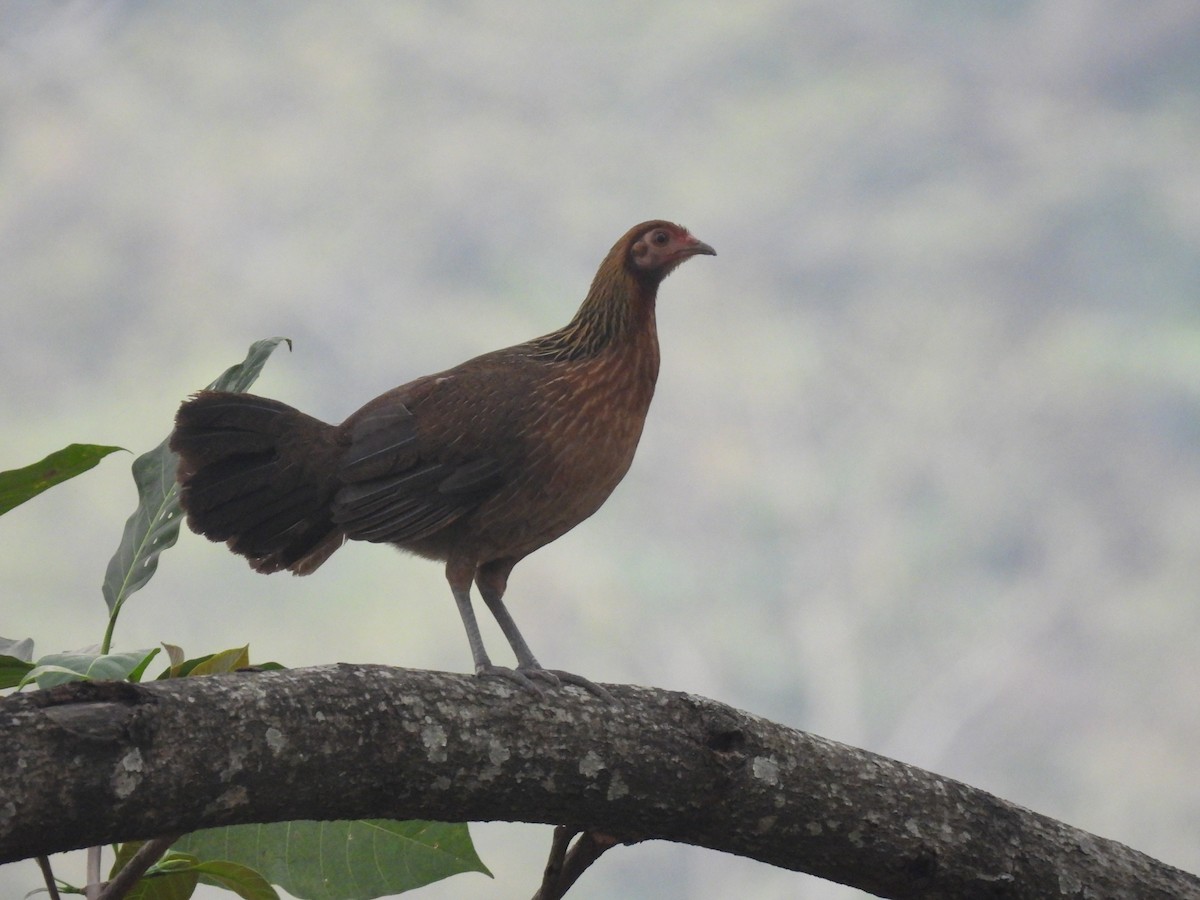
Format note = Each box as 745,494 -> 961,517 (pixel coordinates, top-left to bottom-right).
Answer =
330,375 -> 509,544
338,400 -> 422,483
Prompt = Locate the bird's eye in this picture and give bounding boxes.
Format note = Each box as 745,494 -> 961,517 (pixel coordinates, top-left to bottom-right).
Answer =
652,231 -> 669,246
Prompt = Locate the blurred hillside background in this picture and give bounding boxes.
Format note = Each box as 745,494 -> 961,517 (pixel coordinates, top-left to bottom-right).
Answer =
3,2 -> 1199,898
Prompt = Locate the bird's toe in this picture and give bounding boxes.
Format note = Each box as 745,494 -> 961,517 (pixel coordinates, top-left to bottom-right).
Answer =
475,664 -> 546,695
537,668 -> 618,704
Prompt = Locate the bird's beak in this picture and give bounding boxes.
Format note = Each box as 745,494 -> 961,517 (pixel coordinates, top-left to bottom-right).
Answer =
687,237 -> 717,257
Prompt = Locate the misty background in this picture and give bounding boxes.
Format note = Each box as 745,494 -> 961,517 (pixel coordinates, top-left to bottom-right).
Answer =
3,2 -> 1199,898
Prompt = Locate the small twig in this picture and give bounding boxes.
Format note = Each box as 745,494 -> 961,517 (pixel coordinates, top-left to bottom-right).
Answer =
35,855 -> 62,900
536,826 -> 579,897
96,835 -> 180,900
85,846 -> 101,900
532,827 -> 620,900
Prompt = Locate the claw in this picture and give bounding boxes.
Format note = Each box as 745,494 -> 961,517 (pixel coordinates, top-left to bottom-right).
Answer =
476,664 -> 546,694
474,665 -> 617,703
520,667 -> 562,688
538,668 -> 618,704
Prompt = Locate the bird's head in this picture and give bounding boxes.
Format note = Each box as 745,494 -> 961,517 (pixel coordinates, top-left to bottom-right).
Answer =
623,220 -> 716,284
560,219 -> 715,355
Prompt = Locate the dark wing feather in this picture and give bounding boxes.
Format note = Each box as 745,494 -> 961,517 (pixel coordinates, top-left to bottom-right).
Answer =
332,380 -> 509,545
340,403 -> 420,482
332,458 -> 503,544
437,457 -> 503,494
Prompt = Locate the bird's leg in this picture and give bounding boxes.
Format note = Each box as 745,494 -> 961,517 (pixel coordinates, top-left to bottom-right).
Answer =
446,558 -> 543,693
476,560 -> 617,703
473,559 -> 543,670
448,581 -> 493,672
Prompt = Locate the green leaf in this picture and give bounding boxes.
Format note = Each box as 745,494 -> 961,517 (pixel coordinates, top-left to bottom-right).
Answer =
195,860 -> 279,900
156,646 -> 285,680
187,645 -> 251,676
111,843 -> 199,900
156,648 -> 217,680
126,867 -> 199,900
0,443 -> 125,516
0,633 -> 34,662
0,656 -> 34,689
204,337 -> 292,394
175,820 -> 490,899
127,646 -> 162,683
99,433 -> 187,634
0,636 -> 34,661
110,844 -> 279,900
0,637 -> 36,688
22,647 -> 160,689
163,642 -> 187,670
100,337 -> 291,652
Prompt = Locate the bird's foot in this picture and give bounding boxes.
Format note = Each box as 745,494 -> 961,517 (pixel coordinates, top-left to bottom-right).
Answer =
475,665 -> 617,703
476,664 -> 548,694
534,667 -> 618,704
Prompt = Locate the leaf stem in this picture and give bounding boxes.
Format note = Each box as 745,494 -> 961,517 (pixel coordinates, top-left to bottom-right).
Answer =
35,855 -> 62,900
98,835 -> 180,900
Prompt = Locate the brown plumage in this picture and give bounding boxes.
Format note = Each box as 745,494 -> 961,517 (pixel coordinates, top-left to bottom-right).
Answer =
170,220 -> 715,689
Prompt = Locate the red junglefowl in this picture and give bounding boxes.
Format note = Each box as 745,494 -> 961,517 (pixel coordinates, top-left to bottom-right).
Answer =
170,220 -> 715,692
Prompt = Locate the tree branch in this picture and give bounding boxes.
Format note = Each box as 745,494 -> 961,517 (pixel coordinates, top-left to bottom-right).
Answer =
533,826 -> 618,900
2,665 -> 1196,899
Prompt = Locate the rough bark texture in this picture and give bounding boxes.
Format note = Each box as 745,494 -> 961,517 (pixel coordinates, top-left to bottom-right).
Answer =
1,665 -> 1196,899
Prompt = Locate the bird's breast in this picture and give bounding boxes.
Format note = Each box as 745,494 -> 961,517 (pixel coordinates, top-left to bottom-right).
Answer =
469,338 -> 659,559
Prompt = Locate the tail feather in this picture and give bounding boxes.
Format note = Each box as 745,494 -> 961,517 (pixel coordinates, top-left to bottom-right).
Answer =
173,395 -> 302,463
182,457 -> 285,513
170,391 -> 344,574
170,429 -> 278,465
217,484 -> 322,546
